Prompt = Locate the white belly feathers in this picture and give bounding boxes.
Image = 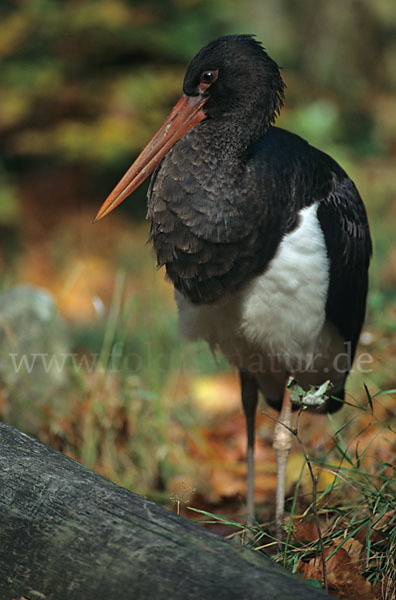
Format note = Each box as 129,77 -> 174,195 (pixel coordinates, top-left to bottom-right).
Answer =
240,202 -> 329,361
175,203 -> 345,398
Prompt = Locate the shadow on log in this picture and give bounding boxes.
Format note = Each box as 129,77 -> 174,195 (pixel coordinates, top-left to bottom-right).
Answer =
0,423 -> 328,600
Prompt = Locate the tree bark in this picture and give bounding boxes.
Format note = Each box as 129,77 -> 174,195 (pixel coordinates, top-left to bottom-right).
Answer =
0,423 -> 327,600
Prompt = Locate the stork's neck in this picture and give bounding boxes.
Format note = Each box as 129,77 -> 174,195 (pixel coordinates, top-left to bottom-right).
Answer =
195,110 -> 271,165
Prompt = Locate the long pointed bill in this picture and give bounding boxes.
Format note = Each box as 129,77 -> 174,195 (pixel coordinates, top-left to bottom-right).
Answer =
94,94 -> 208,222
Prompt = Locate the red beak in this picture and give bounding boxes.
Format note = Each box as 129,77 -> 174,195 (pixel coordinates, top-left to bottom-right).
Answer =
94,94 -> 208,222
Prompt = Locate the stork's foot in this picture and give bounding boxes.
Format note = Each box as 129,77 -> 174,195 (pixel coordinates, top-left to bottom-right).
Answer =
273,388 -> 292,541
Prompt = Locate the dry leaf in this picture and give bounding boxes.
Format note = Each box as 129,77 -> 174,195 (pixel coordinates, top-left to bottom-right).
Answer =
298,544 -> 374,599
292,517 -> 320,542
332,536 -> 365,571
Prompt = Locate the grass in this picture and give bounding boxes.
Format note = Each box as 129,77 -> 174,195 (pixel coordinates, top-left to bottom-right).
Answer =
31,265 -> 219,498
188,391 -> 396,597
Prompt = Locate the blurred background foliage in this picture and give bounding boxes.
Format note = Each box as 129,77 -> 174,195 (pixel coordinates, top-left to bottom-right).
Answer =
0,0 -> 395,544
1,0 -> 396,190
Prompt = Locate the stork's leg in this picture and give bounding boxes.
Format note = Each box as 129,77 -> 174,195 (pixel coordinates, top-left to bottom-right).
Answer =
272,387 -> 292,540
240,370 -> 259,529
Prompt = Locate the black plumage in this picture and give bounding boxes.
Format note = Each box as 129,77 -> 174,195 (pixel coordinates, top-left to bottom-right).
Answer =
95,34 -> 372,534
147,37 -> 371,371
148,127 -> 371,328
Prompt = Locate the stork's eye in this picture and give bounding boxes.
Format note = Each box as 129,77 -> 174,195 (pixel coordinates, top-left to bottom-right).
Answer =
198,69 -> 218,92
201,71 -> 215,83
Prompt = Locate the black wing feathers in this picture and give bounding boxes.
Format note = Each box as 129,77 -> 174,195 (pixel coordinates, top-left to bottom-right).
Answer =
317,175 -> 372,359
148,126 -> 371,352
148,127 -> 288,303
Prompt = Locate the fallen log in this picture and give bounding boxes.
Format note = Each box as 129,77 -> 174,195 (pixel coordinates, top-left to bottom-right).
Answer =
0,422 -> 327,599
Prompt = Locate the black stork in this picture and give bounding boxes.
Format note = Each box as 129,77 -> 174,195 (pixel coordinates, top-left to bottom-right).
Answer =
95,34 -> 372,538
